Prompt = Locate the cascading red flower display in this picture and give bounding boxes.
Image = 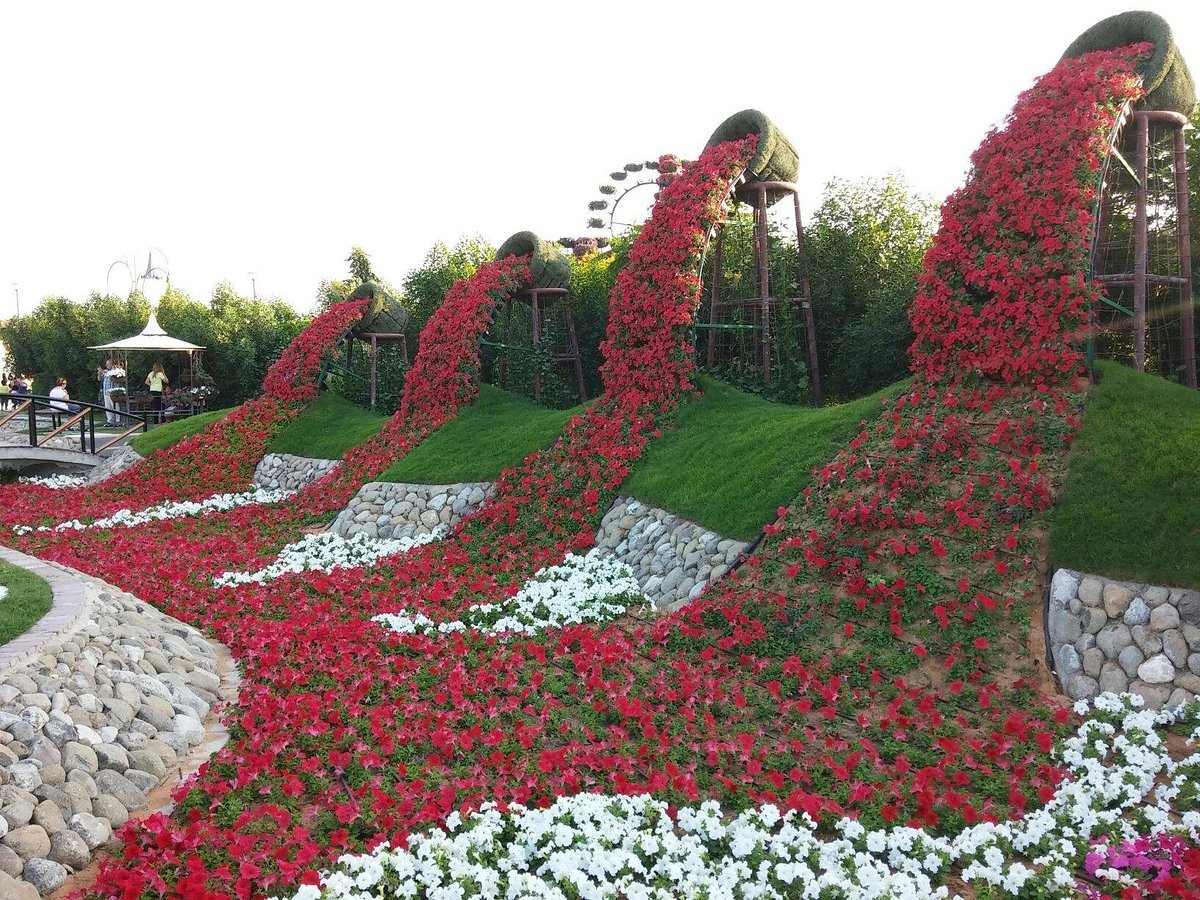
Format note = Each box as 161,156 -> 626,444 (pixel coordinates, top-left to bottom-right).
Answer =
0,41 -> 1155,900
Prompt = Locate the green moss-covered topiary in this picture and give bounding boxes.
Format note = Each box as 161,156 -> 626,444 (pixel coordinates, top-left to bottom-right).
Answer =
348,281 -> 411,335
706,109 -> 799,185
495,231 -> 572,291
1062,11 -> 1195,114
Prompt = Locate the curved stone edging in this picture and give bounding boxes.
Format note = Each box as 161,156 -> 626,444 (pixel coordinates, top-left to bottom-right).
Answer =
330,484 -> 752,610
0,549 -> 90,676
0,552 -> 237,895
332,482 -> 495,540
595,498 -> 750,609
1049,568 -> 1200,709
252,453 -> 339,493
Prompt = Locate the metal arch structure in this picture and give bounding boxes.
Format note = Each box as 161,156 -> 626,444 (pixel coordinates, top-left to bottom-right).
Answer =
694,175 -> 823,406
1090,106 -> 1195,388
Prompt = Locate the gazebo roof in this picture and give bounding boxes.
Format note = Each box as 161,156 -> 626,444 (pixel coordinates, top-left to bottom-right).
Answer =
89,310 -> 205,352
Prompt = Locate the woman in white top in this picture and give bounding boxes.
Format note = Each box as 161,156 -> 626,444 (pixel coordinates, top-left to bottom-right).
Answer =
48,378 -> 71,411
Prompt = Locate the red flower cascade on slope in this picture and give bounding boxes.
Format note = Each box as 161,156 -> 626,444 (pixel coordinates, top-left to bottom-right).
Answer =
2,44 -> 1155,899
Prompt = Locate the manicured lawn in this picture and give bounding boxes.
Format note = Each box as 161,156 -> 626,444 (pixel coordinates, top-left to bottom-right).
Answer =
1049,360 -> 1200,588
129,408 -> 235,456
0,558 -> 53,645
267,392 -> 387,459
622,376 -> 907,540
379,385 -> 582,484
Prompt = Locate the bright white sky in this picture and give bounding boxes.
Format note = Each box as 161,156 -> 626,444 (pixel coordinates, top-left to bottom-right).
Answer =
1,0 -> 1197,318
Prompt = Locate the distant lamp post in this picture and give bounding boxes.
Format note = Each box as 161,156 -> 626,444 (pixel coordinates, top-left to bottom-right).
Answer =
249,271 -> 257,300
10,284 -> 18,318
139,252 -> 169,306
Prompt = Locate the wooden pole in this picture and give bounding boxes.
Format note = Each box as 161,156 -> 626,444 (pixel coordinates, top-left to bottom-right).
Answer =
792,189 -> 822,407
1133,112 -> 1149,371
1173,124 -> 1196,389
754,184 -> 772,385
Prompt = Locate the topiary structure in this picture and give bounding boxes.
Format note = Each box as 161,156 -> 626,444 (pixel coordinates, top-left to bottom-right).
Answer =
706,109 -> 799,186
495,231 -> 572,291
347,281 -> 411,335
1062,11 -> 1195,114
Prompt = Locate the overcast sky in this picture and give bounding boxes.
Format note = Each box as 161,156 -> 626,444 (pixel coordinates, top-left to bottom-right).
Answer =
1,0 -> 1197,318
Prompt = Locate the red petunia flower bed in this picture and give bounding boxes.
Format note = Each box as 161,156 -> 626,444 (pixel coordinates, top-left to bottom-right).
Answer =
0,43 -> 1154,899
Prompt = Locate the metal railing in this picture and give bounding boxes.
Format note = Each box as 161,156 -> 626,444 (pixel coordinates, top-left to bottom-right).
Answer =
0,395 -> 147,454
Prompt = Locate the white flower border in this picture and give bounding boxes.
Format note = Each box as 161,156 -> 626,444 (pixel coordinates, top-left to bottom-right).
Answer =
12,487 -> 294,535
214,527 -> 447,587
291,694 -> 1200,899
372,549 -> 646,638
18,474 -> 87,489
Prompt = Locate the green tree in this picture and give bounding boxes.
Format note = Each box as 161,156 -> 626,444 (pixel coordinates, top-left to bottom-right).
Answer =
808,173 -> 936,397
401,235 -> 494,351
316,246 -> 392,313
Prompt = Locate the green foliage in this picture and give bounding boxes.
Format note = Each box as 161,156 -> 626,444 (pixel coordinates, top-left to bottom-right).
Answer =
807,173 -> 936,398
622,375 -> 907,540
379,385 -> 580,484
0,286 -> 304,406
1050,361 -> 1200,587
401,235 -> 495,351
0,558 -> 54,645
316,246 -> 396,315
346,246 -> 377,284
695,173 -> 932,403
697,210 -> 811,403
330,338 -> 410,416
1062,11 -> 1196,115
483,248 -> 620,408
179,285 -> 307,405
128,407 -> 236,456
268,392 -> 387,459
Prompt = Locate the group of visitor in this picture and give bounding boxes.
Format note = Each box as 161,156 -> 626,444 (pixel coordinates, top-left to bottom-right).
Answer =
0,374 -> 32,409
0,362 -> 176,425
98,359 -> 170,425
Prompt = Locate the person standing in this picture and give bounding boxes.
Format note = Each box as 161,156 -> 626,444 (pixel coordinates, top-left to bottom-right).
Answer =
145,361 -> 169,424
0,377 -> 10,410
98,358 -> 120,425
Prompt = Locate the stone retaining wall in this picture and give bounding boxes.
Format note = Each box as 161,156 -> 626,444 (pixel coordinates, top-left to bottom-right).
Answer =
1049,568 -> 1200,709
252,453 -> 338,492
329,485 -> 751,609
595,498 -> 751,610
84,447 -> 143,486
0,554 -> 235,895
331,482 -> 495,540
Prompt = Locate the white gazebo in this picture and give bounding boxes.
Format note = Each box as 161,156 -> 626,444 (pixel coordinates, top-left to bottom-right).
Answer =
89,309 -> 206,415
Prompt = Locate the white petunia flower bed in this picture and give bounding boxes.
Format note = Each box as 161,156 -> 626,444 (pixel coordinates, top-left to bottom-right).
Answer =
11,487 -> 294,535
372,548 -> 646,638
213,527 -> 447,587
18,473 -> 87,489
290,694 -> 1200,899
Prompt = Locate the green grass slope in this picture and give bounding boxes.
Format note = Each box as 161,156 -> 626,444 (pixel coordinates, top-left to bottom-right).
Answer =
379,385 -> 581,484
0,558 -> 53,645
267,392 -> 386,459
623,376 -> 906,541
128,407 -> 234,456
1050,360 -> 1200,588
